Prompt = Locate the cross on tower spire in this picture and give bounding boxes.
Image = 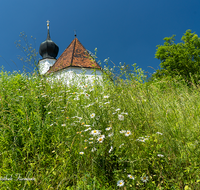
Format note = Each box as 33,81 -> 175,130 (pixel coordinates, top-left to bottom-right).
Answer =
74,30 -> 77,38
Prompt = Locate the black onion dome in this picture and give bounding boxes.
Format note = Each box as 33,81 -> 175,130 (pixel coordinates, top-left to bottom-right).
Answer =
39,29 -> 59,59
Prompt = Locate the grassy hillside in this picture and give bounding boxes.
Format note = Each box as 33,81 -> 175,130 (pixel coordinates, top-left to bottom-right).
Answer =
0,70 -> 200,189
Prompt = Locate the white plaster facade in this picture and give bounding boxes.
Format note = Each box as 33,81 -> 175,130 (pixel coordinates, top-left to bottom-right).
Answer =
39,58 -> 56,75
47,66 -> 103,86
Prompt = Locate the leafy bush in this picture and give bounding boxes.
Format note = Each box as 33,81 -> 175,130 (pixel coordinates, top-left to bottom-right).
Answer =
152,29 -> 200,85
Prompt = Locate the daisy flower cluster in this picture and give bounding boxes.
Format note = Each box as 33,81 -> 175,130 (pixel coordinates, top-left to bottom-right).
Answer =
77,107 -> 130,155
136,136 -> 149,142
117,174 -> 148,187
120,130 -> 132,136
59,89 -> 134,179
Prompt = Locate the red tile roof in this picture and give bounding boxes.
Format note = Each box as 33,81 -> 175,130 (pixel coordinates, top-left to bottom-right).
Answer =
48,38 -> 101,73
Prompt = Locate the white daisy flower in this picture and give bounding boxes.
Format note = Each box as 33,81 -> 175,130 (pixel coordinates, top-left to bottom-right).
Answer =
85,93 -> 90,98
97,137 -> 104,143
89,138 -> 93,140
109,146 -> 113,153
118,114 -> 124,121
98,134 -> 105,139
125,130 -> 131,136
48,112 -> 51,114
90,130 -> 101,136
119,143 -> 124,148
89,141 -> 93,144
108,133 -> 114,137
128,174 -> 134,180
136,137 -> 146,142
117,180 -> 124,187
141,175 -> 148,183
91,147 -> 97,152
106,127 -> 112,131
115,108 -> 120,111
136,138 -> 145,142
157,154 -> 164,157
84,125 -> 91,127
121,112 -> 128,115
103,95 -> 109,99
104,102 -> 110,104
61,124 -> 66,127
79,152 -> 84,155
120,130 -> 126,134
84,128 -> 91,132
90,113 -> 95,118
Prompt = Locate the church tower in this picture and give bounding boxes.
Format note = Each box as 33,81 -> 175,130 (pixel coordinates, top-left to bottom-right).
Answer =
39,20 -> 59,75
38,21 -> 102,85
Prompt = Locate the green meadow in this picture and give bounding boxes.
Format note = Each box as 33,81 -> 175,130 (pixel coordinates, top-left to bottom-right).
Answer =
0,68 -> 200,189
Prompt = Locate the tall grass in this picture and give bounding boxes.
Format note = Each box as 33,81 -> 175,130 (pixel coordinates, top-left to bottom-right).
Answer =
0,69 -> 200,189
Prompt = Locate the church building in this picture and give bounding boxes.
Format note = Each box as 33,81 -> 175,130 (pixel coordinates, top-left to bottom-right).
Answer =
38,21 -> 102,85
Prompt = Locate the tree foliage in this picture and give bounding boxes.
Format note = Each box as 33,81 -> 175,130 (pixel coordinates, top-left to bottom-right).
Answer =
152,29 -> 200,84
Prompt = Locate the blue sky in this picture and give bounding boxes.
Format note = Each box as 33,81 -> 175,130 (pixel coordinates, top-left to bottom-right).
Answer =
1,0 -> 200,76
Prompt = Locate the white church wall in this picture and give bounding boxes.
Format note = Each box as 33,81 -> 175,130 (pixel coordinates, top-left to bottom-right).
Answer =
39,59 -> 57,75
47,67 -> 103,86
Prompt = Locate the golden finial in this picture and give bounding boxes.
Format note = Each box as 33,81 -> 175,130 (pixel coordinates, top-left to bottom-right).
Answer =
47,20 -> 50,30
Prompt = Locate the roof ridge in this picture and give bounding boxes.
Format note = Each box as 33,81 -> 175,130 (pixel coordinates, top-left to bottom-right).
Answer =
71,38 -> 76,66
